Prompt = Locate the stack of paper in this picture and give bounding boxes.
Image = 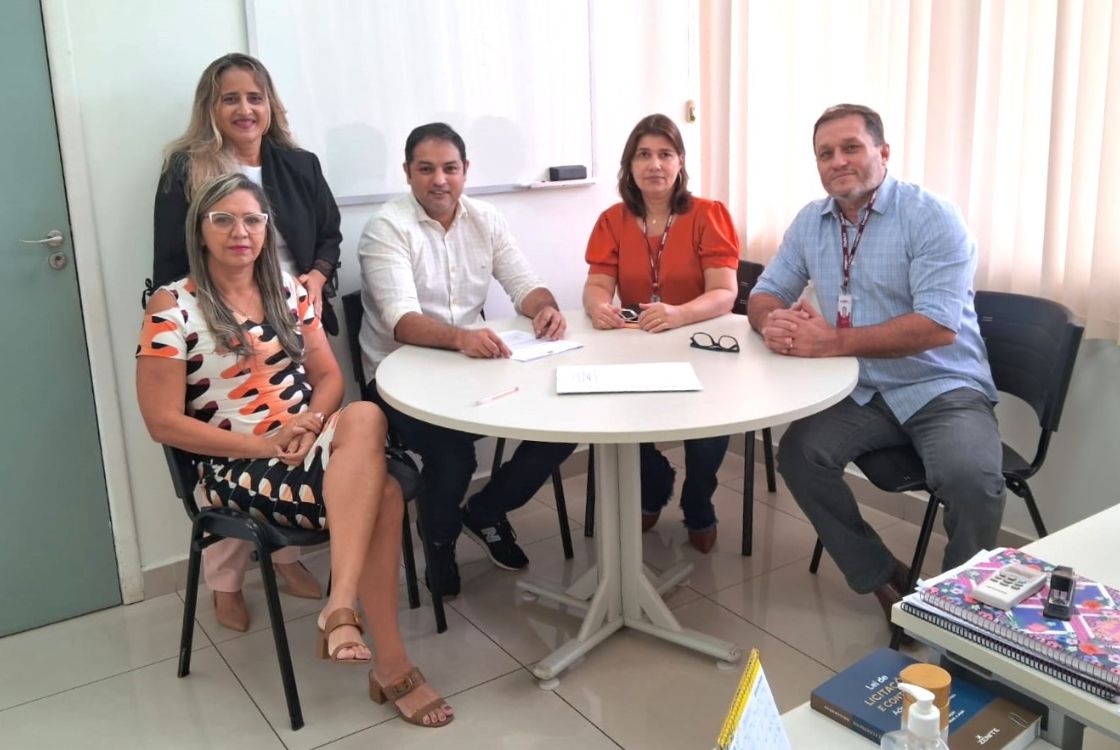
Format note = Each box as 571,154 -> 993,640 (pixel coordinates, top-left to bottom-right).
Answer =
555,362 -> 702,394
497,330 -> 583,362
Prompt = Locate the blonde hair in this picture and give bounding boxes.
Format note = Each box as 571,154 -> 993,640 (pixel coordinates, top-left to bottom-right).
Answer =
185,173 -> 304,362
162,53 -> 298,200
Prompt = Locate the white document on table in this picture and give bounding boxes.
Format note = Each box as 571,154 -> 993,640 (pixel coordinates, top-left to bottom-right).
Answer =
555,362 -> 702,394
497,330 -> 583,362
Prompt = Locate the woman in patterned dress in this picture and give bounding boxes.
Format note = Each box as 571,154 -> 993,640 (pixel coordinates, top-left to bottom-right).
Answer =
137,173 -> 451,728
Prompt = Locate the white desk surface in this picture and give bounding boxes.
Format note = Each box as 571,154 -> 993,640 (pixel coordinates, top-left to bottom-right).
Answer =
374,311 -> 858,444
892,503 -> 1120,742
1020,504 -> 1120,585
781,702 -> 1058,749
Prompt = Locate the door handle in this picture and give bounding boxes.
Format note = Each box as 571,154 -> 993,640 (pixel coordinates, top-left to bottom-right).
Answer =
21,230 -> 65,248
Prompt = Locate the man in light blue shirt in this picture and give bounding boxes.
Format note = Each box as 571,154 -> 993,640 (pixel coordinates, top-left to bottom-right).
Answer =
748,104 -> 1005,624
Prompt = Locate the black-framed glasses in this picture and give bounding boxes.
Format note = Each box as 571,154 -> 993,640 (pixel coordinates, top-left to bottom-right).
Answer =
690,332 -> 739,353
206,211 -> 270,234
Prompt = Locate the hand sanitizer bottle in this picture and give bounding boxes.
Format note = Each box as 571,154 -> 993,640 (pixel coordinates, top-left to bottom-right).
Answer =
880,683 -> 949,750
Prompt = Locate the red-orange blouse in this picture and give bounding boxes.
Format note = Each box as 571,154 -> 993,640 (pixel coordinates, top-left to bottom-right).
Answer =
584,197 -> 740,306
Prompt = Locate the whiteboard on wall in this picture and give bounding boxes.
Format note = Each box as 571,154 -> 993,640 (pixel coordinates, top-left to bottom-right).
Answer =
248,0 -> 594,203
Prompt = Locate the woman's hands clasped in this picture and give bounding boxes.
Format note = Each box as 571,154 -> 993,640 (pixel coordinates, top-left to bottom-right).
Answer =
268,410 -> 327,466
635,301 -> 685,332
587,300 -> 685,332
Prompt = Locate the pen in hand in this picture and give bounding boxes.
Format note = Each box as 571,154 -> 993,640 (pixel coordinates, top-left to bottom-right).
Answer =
475,386 -> 519,406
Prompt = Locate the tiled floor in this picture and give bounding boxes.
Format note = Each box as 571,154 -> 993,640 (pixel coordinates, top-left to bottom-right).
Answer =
3,442 -> 1118,749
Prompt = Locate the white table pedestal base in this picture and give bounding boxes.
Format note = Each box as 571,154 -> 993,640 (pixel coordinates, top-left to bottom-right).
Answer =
517,444 -> 743,683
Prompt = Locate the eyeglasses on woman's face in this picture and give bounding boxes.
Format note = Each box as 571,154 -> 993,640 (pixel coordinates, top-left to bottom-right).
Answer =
206,211 -> 270,234
689,332 -> 740,353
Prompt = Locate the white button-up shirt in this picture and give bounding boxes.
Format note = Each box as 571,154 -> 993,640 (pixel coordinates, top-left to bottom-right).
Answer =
357,192 -> 544,382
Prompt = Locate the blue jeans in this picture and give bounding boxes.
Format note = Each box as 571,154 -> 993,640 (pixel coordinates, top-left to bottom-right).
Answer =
778,388 -> 1006,593
640,436 -> 730,532
371,385 -> 575,546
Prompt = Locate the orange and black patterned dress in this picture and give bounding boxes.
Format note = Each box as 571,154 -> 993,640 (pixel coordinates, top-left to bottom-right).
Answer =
136,274 -> 339,529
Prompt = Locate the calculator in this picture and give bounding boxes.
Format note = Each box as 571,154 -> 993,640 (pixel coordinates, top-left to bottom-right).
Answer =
972,563 -> 1049,610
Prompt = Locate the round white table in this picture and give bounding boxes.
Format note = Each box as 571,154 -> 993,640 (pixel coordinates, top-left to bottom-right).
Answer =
376,310 -> 857,684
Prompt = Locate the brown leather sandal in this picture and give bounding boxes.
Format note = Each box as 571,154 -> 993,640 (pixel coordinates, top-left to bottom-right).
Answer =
368,667 -> 454,727
315,608 -> 369,663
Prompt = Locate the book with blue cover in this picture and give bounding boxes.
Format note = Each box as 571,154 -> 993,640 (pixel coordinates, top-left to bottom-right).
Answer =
810,648 -> 1039,748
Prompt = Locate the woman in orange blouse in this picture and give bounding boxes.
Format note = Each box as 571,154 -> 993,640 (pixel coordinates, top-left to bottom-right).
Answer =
582,114 -> 739,553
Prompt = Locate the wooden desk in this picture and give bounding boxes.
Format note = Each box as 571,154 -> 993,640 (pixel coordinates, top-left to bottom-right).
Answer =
892,505 -> 1120,749
376,311 -> 857,685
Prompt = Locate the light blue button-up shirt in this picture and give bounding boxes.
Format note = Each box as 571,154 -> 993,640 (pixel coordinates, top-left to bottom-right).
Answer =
751,173 -> 996,423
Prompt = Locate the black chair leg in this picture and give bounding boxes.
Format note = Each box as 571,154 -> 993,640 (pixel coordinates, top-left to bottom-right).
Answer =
907,496 -> 942,593
1009,476 -> 1048,538
177,528 -> 205,678
584,446 -> 596,538
491,437 -> 506,479
258,547 -> 304,731
412,495 -> 447,634
762,428 -> 777,492
552,470 -> 574,559
742,432 -> 756,556
889,496 -> 942,651
401,502 -> 420,610
809,539 -> 824,573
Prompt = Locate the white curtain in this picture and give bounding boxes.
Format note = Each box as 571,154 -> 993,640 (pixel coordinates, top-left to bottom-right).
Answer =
700,0 -> 1120,341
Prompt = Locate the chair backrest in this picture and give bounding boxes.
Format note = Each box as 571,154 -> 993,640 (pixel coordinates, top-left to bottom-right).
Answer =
732,260 -> 764,315
341,289 -> 415,455
163,445 -> 202,519
974,290 -> 1084,433
341,290 -> 373,401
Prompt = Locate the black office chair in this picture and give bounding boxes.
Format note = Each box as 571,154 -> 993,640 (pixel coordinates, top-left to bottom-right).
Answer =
339,290 -> 447,633
167,444 -> 421,730
579,260 -> 778,556
807,290 -> 1084,648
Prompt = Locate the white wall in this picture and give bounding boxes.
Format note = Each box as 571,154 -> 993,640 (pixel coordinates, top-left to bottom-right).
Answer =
47,0 -> 698,575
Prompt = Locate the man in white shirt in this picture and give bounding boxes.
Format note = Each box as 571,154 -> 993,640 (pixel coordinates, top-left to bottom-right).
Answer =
358,122 -> 575,597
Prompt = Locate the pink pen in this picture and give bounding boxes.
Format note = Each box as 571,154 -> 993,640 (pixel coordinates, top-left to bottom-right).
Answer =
475,386 -> 519,406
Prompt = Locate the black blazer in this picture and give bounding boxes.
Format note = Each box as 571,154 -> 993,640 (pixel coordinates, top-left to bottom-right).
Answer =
151,139 -> 343,332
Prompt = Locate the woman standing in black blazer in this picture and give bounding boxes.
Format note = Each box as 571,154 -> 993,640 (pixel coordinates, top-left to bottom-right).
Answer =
152,52 -> 342,333
151,53 -> 341,631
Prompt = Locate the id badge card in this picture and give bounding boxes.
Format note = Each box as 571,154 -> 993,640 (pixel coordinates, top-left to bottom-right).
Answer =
836,292 -> 853,328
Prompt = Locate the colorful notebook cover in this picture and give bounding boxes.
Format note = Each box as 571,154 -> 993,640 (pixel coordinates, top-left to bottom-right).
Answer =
810,647 -> 1040,748
899,601 -> 1120,703
919,548 -> 1120,689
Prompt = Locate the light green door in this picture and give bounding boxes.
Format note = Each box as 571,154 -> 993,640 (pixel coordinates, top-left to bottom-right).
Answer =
0,0 -> 121,635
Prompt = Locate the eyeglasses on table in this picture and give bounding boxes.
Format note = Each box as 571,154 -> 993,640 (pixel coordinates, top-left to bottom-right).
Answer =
689,332 -> 740,353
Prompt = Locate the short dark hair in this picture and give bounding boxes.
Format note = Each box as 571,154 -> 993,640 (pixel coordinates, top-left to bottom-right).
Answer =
617,113 -> 692,217
812,104 -> 886,147
404,122 -> 467,165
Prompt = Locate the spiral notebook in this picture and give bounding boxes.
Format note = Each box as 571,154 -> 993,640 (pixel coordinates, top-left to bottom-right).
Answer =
899,601 -> 1120,703
917,548 -> 1120,691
